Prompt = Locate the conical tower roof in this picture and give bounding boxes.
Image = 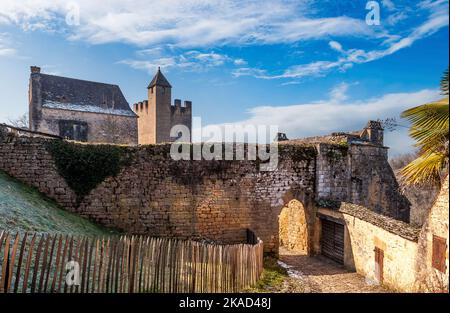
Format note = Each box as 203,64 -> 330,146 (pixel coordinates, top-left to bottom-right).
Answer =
147,67 -> 172,89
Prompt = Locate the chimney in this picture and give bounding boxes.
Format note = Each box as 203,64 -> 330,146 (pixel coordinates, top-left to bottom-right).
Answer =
362,120 -> 384,146
174,99 -> 182,107
30,66 -> 41,74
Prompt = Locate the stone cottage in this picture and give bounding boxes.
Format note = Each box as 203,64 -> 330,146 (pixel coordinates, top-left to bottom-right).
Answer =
28,66 -> 138,145
28,66 -> 192,145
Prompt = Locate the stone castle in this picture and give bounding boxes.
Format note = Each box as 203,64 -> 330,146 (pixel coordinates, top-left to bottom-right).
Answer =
133,67 -> 192,144
1,121 -> 448,292
28,66 -> 192,145
1,67 -> 447,292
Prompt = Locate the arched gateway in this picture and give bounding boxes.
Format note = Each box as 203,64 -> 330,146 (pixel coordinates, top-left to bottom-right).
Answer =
279,199 -> 310,254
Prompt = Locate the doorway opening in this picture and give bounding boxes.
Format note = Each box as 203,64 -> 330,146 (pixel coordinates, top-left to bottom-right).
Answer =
279,199 -> 309,254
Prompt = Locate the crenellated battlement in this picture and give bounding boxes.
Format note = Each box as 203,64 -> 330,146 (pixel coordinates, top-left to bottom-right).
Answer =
171,99 -> 192,114
171,99 -> 192,141
133,100 -> 149,114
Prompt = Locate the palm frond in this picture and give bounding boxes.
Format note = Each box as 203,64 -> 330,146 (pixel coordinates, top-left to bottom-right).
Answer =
399,151 -> 448,186
401,99 -> 449,131
399,68 -> 449,187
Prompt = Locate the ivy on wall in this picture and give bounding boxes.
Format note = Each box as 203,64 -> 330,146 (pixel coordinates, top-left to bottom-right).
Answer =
46,140 -> 132,202
325,144 -> 349,163
278,144 -> 317,162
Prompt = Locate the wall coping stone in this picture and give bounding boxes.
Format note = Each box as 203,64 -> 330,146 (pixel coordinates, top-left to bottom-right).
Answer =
320,202 -> 421,242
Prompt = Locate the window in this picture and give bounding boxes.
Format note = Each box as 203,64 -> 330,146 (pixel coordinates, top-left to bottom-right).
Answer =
59,120 -> 88,142
432,235 -> 447,273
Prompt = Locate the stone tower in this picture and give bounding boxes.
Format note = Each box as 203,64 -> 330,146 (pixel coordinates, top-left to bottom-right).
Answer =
360,120 -> 384,146
134,68 -> 192,144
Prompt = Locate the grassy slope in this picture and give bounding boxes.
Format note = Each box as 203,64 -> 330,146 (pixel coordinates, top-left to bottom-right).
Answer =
0,171 -> 114,235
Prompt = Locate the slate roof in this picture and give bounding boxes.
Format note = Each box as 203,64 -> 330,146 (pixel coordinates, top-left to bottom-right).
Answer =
147,67 -> 172,89
38,73 -> 136,117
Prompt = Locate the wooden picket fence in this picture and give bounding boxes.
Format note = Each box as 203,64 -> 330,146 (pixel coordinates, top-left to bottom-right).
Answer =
0,230 -> 263,293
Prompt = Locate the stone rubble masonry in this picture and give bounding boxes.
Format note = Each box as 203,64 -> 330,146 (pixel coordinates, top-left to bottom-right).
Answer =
29,69 -> 138,145
315,144 -> 410,221
317,206 -> 420,291
316,178 -> 449,292
279,199 -> 308,253
0,125 -> 410,253
415,175 -> 449,292
38,107 -> 138,145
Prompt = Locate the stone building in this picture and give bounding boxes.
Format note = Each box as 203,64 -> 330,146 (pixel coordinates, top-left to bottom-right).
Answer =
133,68 -> 192,144
2,122 -> 447,292
312,176 -> 448,292
29,66 -> 138,145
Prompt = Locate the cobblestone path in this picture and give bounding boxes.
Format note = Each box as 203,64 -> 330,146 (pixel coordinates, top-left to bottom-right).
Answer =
279,248 -> 389,293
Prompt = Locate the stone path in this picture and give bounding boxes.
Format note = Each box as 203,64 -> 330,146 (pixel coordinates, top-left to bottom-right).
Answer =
278,248 -> 389,293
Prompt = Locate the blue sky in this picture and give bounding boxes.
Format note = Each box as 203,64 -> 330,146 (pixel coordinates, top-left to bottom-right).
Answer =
0,0 -> 448,155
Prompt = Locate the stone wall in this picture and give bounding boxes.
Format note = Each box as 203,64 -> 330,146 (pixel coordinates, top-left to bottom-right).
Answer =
0,132 -> 317,252
28,68 -> 138,145
170,100 -> 192,141
316,194 -> 449,292
415,176 -> 449,292
38,108 -> 138,145
316,204 -> 420,291
316,143 -> 410,222
0,125 -> 410,253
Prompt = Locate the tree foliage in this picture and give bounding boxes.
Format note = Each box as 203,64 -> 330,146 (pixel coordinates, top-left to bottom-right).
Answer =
400,68 -> 449,186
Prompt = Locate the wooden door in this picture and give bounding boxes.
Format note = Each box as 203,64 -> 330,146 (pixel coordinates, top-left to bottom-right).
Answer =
321,219 -> 344,264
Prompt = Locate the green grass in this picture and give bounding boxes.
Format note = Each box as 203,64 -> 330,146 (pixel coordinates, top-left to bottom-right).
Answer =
243,255 -> 289,293
0,170 -> 115,235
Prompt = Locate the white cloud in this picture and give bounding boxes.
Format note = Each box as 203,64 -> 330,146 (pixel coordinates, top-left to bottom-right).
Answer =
186,51 -> 230,66
0,47 -> 15,56
118,58 -> 176,74
0,0 -> 380,47
329,40 -> 343,52
0,33 -> 16,57
329,82 -> 351,103
382,0 -> 396,11
233,58 -> 247,66
200,86 -> 440,155
119,50 -> 244,73
234,2 -> 449,81
244,16 -> 375,44
386,11 -> 409,26
232,67 -> 271,79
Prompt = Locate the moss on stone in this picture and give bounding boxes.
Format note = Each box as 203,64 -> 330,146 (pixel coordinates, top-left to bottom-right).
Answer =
278,144 -> 317,162
46,140 -> 132,202
325,145 -> 349,162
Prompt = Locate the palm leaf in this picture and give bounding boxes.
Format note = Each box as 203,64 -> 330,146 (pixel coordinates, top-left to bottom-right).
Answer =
399,151 -> 448,185
401,99 -> 449,131
399,69 -> 449,186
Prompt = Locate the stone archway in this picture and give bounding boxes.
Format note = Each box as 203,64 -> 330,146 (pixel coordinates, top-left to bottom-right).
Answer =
279,199 -> 309,254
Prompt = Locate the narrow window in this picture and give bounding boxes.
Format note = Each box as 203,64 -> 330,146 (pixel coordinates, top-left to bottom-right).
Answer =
432,235 -> 447,273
